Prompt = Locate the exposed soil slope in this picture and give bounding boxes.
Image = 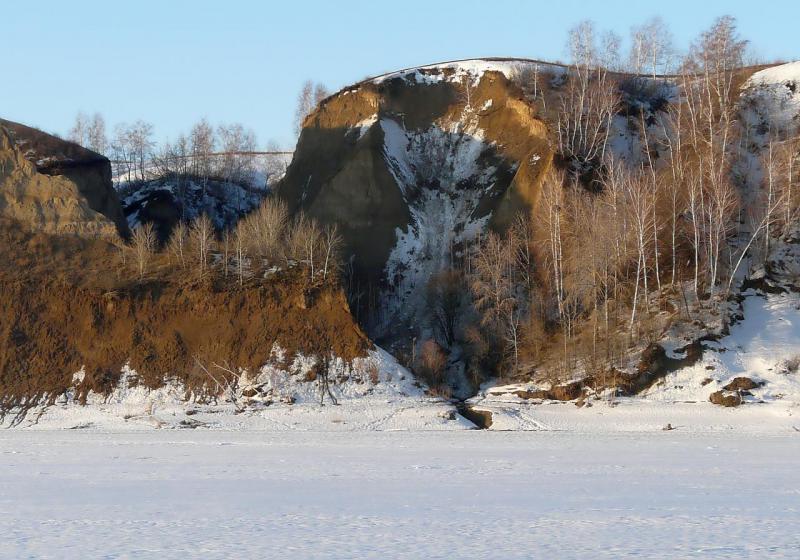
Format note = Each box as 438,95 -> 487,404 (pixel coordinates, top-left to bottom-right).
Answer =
0,227 -> 369,402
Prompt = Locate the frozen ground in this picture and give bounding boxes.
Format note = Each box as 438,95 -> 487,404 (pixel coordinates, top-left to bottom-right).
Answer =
0,430 -> 798,559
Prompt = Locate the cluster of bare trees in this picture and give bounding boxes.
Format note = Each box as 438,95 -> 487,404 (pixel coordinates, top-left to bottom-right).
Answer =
294,80 -> 330,137
556,21 -> 621,173
67,112 -> 286,189
111,120 -> 155,183
125,197 -> 342,288
68,112 -> 108,155
530,17 -> 797,380
149,120 -> 260,188
419,16 -> 799,389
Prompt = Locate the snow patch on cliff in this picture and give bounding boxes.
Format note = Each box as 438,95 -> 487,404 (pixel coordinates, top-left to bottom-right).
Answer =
377,117 -> 498,335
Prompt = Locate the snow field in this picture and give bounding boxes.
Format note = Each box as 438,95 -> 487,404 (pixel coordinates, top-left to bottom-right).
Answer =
1,430 -> 798,559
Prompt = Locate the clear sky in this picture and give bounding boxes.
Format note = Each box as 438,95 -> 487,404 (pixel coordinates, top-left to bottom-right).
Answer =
2,0 -> 798,148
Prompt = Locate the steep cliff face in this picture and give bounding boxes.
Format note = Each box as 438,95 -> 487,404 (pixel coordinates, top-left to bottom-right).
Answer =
279,63 -> 552,332
0,119 -> 128,237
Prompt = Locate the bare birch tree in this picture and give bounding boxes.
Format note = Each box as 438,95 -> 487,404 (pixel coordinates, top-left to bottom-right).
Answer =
130,222 -> 156,279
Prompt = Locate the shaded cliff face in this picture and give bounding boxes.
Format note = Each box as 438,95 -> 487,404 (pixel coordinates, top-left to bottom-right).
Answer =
279,64 -> 552,332
0,119 -> 128,237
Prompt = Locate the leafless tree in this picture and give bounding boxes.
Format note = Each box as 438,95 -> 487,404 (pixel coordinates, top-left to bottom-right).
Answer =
233,223 -> 248,286
167,221 -> 188,268
218,123 -> 257,187
130,222 -> 156,279
321,223 -> 342,281
68,111 -> 89,147
470,228 -> 525,374
111,123 -> 134,184
189,214 -> 214,277
294,80 -> 329,136
629,17 -> 675,79
190,118 -> 215,186
286,213 -> 323,282
426,270 -> 464,348
127,120 -> 155,182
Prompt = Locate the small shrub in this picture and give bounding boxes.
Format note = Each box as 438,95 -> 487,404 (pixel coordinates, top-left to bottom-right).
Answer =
416,339 -> 447,386
365,361 -> 380,385
428,384 -> 452,399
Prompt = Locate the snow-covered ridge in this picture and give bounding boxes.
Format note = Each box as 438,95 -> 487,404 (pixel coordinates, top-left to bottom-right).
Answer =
370,57 -> 565,86
742,60 -> 800,136
747,60 -> 800,87
120,177 -> 265,232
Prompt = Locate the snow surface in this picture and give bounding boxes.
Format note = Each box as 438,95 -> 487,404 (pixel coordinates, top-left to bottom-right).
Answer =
647,291 -> 800,404
748,61 -> 800,88
1,430 -> 798,559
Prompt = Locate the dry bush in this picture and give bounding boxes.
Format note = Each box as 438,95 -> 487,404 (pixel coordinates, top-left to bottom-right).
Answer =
240,197 -> 288,263
428,384 -> 452,399
415,339 -> 447,387
363,361 -> 380,385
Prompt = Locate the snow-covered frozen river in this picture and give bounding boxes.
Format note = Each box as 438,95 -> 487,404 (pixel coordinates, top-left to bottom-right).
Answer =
1,431 -> 798,559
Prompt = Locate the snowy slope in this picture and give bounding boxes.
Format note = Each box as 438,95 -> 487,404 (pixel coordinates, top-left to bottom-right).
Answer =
4,347 -> 471,432
740,61 -> 800,141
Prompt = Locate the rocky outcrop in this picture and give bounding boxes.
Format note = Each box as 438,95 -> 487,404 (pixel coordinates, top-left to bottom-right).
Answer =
279,62 -> 552,332
0,119 -> 128,237
119,177 -> 265,242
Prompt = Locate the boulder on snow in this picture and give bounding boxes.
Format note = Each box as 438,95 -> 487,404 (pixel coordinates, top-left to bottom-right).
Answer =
723,377 -> 764,391
513,380 -> 584,401
709,390 -> 743,407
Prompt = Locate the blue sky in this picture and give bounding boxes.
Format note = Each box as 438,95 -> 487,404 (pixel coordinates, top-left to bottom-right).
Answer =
2,0 -> 798,148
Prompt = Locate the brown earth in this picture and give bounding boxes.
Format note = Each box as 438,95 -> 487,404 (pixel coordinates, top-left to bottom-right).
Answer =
0,226 -> 369,404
